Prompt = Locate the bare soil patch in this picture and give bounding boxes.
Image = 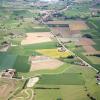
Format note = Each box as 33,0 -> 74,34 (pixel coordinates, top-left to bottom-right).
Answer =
75,38 -> 95,46
83,46 -> 96,53
47,21 -> 67,25
0,78 -> 16,99
50,27 -> 80,38
69,21 -> 88,31
29,56 -> 64,71
21,32 -> 53,45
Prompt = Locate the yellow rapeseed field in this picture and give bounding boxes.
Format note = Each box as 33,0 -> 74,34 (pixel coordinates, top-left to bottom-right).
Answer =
36,49 -> 73,58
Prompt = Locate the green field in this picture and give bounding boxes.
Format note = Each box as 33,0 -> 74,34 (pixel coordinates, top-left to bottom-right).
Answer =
13,55 -> 30,72
7,42 -> 57,56
0,42 -> 58,72
0,0 -> 100,100
86,56 -> 100,64
0,6 -> 50,46
0,52 -> 30,72
37,73 -> 85,85
34,65 -> 100,100
0,53 -> 17,70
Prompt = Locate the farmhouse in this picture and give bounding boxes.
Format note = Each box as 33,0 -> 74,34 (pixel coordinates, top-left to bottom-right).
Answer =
1,69 -> 16,79
90,8 -> 100,16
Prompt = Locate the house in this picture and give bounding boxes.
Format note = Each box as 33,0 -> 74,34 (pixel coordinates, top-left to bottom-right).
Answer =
1,69 -> 16,79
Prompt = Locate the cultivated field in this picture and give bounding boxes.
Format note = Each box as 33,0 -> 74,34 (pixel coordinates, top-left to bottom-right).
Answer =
21,32 -> 53,45
34,65 -> 100,100
0,78 -> 25,100
83,46 -> 96,53
0,53 -> 17,71
37,49 -> 73,58
75,37 -> 95,46
37,73 -> 85,85
29,56 -> 64,71
0,0 -> 100,100
86,56 -> 100,64
47,21 -> 67,25
69,21 -> 89,31
50,27 -> 80,38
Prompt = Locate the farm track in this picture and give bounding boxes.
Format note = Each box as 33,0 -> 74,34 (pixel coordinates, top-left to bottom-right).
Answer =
12,89 -> 34,100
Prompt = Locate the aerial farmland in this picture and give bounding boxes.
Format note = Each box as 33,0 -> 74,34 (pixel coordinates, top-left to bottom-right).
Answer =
0,0 -> 100,100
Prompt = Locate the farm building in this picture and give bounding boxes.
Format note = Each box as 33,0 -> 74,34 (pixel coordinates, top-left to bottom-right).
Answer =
1,69 -> 16,79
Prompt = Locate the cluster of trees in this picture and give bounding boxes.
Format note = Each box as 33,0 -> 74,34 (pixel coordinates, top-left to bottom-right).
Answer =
56,98 -> 63,100
82,34 -> 93,39
48,24 -> 69,27
87,93 -> 96,100
86,53 -> 100,57
35,87 -> 60,90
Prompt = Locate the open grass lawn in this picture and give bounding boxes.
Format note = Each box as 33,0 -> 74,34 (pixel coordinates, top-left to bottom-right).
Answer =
13,55 -> 30,72
7,42 -> 57,56
0,53 -> 17,70
37,49 -> 73,58
37,73 -> 85,85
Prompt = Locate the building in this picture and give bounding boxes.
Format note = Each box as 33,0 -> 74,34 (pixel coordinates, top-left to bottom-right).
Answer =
1,69 -> 16,79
